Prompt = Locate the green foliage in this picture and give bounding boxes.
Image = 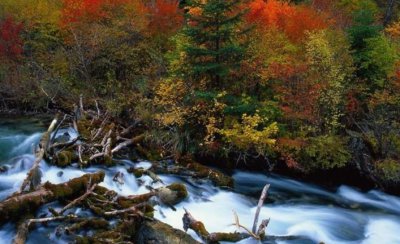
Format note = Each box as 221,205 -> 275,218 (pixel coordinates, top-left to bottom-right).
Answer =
183,0 -> 247,87
301,135 -> 351,170
347,8 -> 390,89
376,159 -> 400,182
1,0 -> 400,187
306,29 -> 353,133
361,35 -> 398,88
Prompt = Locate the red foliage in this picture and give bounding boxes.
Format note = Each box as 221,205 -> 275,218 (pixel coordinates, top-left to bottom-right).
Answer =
246,0 -> 329,42
311,0 -> 352,28
146,0 -> 183,36
276,137 -> 305,169
270,61 -> 321,123
60,0 -> 128,26
0,17 -> 24,60
346,90 -> 360,114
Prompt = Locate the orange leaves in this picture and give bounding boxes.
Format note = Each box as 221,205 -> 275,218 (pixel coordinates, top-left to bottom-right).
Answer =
60,0 -> 182,36
60,0 -> 129,26
386,20 -> 400,39
0,17 -> 24,60
146,0 -> 183,35
246,0 -> 329,42
270,61 -> 320,123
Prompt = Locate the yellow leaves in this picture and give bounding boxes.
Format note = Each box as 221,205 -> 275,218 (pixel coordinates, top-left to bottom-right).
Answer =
154,79 -> 189,126
216,113 -> 278,155
386,20 -> 400,40
1,0 -> 61,24
187,6 -> 202,17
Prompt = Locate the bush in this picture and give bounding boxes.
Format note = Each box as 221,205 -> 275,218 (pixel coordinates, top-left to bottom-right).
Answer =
301,135 -> 351,170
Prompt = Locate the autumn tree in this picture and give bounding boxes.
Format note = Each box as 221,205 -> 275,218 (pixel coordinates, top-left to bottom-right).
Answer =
305,29 -> 354,133
246,0 -> 329,42
0,17 -> 23,61
146,0 -> 184,37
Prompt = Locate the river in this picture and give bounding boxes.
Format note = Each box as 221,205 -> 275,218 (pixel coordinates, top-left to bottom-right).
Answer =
0,117 -> 399,244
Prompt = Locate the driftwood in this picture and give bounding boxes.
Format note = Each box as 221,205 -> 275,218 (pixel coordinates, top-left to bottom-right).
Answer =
104,203 -> 146,217
13,214 -> 78,244
20,116 -> 58,192
58,182 -> 98,215
146,158 -> 233,188
31,98 -> 148,168
183,208 -> 249,243
0,171 -> 104,225
182,184 -> 303,243
117,183 -> 188,208
252,184 -> 270,234
90,134 -> 145,161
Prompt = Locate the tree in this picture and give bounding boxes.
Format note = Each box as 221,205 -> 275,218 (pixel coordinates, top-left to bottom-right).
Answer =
0,17 -> 23,61
246,0 -> 329,42
305,29 -> 354,133
183,0 -> 247,88
146,0 -> 184,37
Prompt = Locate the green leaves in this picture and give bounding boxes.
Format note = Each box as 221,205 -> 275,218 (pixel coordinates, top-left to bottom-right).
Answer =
183,0 -> 247,87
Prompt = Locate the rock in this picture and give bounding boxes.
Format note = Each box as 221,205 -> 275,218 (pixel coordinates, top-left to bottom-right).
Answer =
135,220 -> 200,244
0,165 -> 8,173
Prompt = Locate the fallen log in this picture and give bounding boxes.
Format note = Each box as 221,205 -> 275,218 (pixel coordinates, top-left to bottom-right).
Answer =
0,171 -> 105,225
149,158 -> 233,188
64,217 -> 109,234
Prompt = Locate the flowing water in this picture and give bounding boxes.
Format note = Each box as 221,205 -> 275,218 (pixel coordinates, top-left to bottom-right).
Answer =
0,117 -> 399,244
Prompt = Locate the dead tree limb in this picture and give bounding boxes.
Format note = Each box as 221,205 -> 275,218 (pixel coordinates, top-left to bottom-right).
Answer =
89,134 -> 145,161
79,94 -> 84,115
1,171 -> 104,225
20,117 -> 58,192
182,184 -> 302,243
59,183 -> 98,215
182,208 -> 248,243
95,99 -> 101,118
112,134 -> 145,154
104,203 -> 146,217
252,184 -> 270,234
50,114 -> 68,144
13,214 -> 77,244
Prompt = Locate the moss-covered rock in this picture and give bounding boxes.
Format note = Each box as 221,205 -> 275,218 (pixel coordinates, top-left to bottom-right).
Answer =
77,119 -> 92,139
135,220 -> 200,244
54,150 -> 74,167
128,167 -> 145,177
161,183 -> 188,205
186,161 -> 234,188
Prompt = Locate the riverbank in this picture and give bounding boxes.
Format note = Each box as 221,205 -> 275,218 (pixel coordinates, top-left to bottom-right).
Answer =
1,109 -> 398,197
0,117 -> 400,243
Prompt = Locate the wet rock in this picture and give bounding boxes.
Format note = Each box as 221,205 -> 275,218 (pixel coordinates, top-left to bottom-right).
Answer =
135,220 -> 200,244
0,165 -> 8,173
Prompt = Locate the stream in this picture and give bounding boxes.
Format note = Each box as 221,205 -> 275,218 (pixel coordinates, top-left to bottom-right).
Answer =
0,117 -> 399,244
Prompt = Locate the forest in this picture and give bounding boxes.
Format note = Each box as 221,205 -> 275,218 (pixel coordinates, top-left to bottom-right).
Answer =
1,0 -> 400,189
1,0 -> 400,243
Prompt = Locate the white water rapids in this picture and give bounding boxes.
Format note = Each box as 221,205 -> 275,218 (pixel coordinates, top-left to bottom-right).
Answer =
0,118 -> 399,244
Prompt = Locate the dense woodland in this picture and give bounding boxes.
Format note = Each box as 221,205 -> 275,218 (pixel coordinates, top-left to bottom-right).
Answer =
1,0 -> 400,191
